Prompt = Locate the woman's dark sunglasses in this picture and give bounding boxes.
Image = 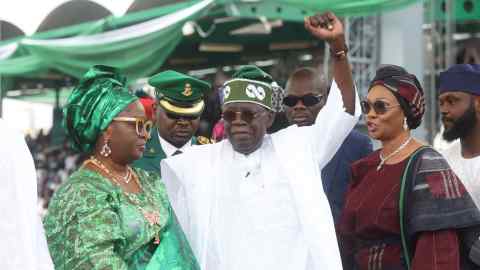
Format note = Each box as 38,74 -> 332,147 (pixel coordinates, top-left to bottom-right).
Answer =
223,110 -> 266,124
282,94 -> 323,107
361,100 -> 401,115
166,112 -> 200,121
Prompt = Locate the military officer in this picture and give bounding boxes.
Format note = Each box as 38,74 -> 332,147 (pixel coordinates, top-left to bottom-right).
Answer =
133,70 -> 212,173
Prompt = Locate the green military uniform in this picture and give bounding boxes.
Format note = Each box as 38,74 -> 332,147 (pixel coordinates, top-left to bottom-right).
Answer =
133,128 -> 167,173
133,70 -> 212,175
133,128 -> 211,174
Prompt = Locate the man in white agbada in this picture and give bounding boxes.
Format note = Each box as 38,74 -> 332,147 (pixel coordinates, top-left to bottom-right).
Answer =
0,119 -> 54,269
161,12 -> 360,270
439,64 -> 480,208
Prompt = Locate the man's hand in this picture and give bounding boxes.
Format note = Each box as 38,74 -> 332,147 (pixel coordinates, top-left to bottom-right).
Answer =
304,11 -> 355,115
304,12 -> 345,50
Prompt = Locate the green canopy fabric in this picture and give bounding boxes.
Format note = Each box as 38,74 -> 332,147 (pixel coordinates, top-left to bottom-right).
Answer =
225,0 -> 422,21
0,0 -> 422,81
0,0 -> 212,80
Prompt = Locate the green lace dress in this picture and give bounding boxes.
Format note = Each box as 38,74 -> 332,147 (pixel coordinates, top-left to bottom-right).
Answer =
44,167 -> 199,270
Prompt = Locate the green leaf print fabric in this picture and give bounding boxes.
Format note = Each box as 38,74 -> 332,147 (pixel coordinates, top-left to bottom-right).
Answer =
44,167 -> 199,270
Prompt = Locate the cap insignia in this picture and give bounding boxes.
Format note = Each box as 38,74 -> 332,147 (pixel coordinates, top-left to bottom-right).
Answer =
182,83 -> 193,97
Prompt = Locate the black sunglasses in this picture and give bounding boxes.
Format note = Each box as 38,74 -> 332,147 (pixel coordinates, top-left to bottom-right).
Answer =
361,100 -> 401,115
165,112 -> 200,121
222,110 -> 266,124
282,94 -> 323,107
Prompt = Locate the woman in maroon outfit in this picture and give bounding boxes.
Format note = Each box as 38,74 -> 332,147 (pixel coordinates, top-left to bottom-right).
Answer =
338,65 -> 480,270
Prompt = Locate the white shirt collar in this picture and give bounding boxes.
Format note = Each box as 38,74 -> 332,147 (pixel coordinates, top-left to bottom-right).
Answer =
158,132 -> 192,157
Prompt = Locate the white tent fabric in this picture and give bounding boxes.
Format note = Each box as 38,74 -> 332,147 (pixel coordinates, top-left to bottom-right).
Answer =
0,0 -> 133,35
21,0 -> 214,47
0,43 -> 18,60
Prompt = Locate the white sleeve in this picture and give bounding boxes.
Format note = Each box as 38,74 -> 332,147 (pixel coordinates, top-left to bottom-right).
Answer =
273,80 -> 361,169
0,120 -> 54,270
311,80 -> 361,168
161,158 -> 191,236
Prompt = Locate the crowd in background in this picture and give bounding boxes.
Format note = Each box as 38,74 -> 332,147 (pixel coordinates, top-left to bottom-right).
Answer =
25,130 -> 85,215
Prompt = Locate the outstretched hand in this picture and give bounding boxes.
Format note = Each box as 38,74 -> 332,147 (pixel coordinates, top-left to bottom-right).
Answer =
304,12 -> 344,45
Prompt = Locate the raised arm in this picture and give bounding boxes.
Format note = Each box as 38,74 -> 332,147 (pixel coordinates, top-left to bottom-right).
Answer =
272,12 -> 359,169
305,12 -> 355,115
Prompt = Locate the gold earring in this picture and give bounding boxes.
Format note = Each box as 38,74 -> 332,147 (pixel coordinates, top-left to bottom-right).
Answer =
100,138 -> 112,157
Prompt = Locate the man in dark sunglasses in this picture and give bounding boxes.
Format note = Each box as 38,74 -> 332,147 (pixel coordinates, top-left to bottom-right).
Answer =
133,70 -> 212,174
284,67 -> 327,127
284,67 -> 372,224
161,12 -> 361,270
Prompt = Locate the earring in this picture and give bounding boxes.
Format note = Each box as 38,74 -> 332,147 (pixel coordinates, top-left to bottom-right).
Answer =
100,138 -> 112,157
403,118 -> 409,130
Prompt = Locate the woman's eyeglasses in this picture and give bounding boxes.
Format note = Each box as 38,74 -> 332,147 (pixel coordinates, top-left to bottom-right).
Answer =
361,100 -> 401,115
112,117 -> 153,138
222,110 -> 266,124
282,94 -> 324,107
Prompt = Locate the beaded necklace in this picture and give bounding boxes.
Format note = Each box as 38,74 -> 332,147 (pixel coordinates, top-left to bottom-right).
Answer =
84,156 -> 162,244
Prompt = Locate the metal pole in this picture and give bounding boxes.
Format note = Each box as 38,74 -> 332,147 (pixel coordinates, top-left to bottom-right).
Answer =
445,0 -> 455,68
428,0 -> 438,144
55,87 -> 60,109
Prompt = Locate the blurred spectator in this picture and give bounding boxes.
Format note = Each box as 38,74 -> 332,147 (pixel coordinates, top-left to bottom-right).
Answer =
198,70 -> 228,138
27,130 -> 84,214
135,90 -> 156,121
211,119 -> 226,142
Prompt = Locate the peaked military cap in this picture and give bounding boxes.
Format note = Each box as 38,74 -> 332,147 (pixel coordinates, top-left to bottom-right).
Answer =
149,70 -> 211,116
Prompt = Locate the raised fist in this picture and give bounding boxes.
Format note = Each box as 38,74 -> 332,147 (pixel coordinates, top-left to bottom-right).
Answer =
305,12 -> 345,45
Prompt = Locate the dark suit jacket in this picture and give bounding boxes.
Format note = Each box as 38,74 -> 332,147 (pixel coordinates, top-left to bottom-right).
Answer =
321,130 -> 372,224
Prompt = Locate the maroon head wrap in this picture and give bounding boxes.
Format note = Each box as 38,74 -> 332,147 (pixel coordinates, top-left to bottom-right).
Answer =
369,65 -> 425,129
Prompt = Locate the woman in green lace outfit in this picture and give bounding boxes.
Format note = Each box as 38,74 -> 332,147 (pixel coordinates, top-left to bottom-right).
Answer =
44,65 -> 199,270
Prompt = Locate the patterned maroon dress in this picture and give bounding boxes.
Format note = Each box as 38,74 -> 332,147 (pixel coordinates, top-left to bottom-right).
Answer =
338,149 -> 480,270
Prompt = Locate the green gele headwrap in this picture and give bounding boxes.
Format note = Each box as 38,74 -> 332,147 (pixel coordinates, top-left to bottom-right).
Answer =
63,65 -> 138,153
223,65 -> 275,111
